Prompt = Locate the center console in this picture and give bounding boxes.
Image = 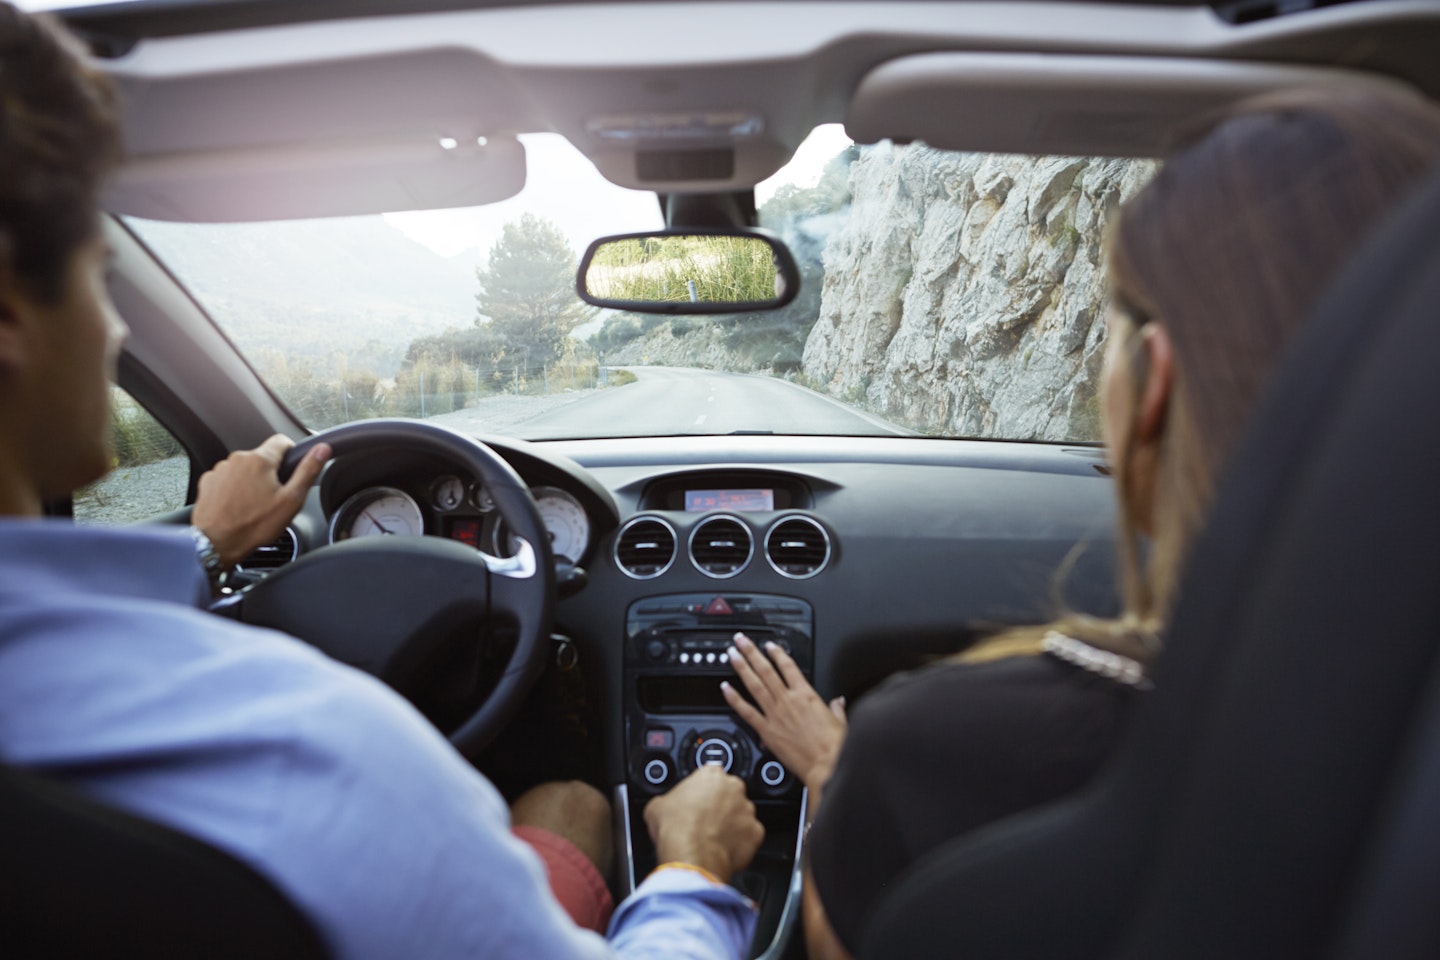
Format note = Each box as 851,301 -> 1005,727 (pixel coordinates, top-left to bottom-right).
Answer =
616,592 -> 813,959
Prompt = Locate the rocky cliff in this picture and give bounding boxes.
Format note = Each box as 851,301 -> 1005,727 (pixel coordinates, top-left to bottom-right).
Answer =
802,145 -> 1156,440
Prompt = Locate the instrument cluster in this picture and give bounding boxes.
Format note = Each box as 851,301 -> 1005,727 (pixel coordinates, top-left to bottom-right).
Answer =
328,473 -> 592,566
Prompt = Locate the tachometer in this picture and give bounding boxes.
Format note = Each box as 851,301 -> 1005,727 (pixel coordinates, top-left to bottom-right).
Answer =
494,486 -> 590,564
329,487 -> 425,542
536,487 -> 591,563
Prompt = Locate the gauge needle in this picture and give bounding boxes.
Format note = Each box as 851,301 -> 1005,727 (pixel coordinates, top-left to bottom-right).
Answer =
363,509 -> 395,535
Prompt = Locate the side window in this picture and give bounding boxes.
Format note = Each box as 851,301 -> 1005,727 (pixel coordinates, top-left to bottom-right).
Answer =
73,387 -> 190,525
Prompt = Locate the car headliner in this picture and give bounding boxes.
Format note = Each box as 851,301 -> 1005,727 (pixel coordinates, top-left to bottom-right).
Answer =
46,0 -> 1440,221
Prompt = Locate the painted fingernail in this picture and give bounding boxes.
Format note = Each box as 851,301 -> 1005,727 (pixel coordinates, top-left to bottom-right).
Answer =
734,633 -> 752,648
764,641 -> 779,652
727,646 -> 740,661
720,681 -> 733,693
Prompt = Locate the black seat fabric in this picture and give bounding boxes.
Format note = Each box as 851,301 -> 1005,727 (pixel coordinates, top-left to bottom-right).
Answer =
0,764 -> 328,959
1328,649 -> 1440,960
859,166 -> 1440,960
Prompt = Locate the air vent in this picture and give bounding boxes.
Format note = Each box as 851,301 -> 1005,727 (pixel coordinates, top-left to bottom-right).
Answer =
236,527 -> 299,573
689,515 -> 753,579
614,516 -> 678,580
765,516 -> 832,579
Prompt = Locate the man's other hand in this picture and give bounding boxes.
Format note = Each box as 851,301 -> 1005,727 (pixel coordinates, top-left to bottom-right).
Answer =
644,765 -> 764,883
192,435 -> 330,568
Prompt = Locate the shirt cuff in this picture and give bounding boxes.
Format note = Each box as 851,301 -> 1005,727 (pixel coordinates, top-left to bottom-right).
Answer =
606,867 -> 758,960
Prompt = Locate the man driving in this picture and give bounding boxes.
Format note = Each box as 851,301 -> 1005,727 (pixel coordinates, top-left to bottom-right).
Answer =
0,6 -> 763,957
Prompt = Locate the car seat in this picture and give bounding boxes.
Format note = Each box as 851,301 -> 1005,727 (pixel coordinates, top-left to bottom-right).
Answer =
0,763 -> 328,958
858,164 -> 1440,960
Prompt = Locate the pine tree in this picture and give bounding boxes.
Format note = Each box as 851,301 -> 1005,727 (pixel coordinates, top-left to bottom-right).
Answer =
474,213 -> 591,380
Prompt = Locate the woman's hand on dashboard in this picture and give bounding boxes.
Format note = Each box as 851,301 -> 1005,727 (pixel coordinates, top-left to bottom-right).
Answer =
722,632 -> 847,792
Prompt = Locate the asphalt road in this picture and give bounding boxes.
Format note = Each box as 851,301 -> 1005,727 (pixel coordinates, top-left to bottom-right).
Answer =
433,366 -> 914,439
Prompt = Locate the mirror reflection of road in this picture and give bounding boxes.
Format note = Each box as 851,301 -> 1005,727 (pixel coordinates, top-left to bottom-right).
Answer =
433,366 -> 914,439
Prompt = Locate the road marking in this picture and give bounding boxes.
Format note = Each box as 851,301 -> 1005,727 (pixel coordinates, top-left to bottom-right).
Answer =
695,414 -> 708,425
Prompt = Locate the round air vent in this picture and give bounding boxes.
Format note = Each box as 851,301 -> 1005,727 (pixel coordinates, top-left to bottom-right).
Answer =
614,516 -> 678,580
689,515 -> 753,579
236,527 -> 299,575
765,516 -> 832,579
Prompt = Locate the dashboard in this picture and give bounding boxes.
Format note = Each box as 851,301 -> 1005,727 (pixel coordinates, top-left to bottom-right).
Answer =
305,432 -> 1121,696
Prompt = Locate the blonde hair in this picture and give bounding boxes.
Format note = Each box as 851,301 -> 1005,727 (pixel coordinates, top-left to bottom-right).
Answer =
962,86 -> 1440,668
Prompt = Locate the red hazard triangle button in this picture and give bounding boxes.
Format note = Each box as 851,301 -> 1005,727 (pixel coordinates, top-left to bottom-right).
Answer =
704,596 -> 733,616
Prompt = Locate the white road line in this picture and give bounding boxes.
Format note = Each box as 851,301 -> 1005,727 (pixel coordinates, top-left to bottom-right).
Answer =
695,414 -> 708,425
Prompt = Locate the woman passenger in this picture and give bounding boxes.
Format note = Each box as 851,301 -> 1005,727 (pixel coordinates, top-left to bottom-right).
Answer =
722,87 -> 1440,959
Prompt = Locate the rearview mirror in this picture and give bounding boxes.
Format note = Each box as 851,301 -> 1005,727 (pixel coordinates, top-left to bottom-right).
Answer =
576,230 -> 800,314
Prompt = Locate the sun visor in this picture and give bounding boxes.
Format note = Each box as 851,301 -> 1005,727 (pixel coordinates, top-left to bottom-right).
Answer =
845,53 -> 1416,158
105,133 -> 526,222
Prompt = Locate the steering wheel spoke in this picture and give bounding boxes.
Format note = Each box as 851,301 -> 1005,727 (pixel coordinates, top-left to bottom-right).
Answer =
484,538 -> 545,616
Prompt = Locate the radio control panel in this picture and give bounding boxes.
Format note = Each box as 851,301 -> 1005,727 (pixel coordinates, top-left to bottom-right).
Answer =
623,592 -> 814,800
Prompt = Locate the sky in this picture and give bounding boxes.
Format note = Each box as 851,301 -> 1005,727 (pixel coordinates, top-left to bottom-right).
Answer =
383,125 -> 855,261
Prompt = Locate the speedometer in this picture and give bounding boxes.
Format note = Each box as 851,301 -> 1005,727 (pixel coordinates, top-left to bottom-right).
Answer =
495,486 -> 591,564
329,487 -> 425,542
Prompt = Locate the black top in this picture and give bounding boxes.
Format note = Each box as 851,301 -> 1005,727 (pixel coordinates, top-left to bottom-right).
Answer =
808,652 -> 1142,951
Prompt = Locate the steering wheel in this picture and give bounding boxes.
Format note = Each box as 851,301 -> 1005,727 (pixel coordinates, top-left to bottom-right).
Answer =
214,420 -> 555,758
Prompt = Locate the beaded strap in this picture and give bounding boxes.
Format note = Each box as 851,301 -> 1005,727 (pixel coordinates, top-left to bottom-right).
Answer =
1042,631 -> 1151,689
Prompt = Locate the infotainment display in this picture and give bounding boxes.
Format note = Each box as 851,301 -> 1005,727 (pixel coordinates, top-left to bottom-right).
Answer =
684,488 -> 774,512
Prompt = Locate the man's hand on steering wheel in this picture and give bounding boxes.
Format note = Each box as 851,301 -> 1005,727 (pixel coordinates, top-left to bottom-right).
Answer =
215,420 -> 556,758
192,435 -> 331,569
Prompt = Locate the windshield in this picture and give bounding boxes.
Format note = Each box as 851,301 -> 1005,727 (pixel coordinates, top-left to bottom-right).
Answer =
127,128 -> 1156,443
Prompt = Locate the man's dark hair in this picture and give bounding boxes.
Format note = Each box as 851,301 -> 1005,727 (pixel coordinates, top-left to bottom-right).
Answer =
0,3 -> 123,302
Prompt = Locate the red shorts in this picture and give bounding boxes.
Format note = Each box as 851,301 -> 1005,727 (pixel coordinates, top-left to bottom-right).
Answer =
512,825 -> 615,933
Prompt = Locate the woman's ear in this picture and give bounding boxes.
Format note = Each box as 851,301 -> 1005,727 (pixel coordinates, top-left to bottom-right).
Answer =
1134,323 -> 1175,444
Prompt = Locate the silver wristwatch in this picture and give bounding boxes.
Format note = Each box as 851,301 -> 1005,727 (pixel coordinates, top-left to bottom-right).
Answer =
188,525 -> 228,586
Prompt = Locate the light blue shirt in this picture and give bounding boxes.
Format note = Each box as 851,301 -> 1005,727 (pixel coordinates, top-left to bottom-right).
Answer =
0,519 -> 756,959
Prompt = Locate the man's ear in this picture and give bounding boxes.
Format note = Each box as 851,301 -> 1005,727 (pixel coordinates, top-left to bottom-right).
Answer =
1135,323 -> 1175,444
0,259 -> 30,373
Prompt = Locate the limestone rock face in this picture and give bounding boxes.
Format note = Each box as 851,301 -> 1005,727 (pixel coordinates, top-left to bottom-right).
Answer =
801,145 -> 1156,440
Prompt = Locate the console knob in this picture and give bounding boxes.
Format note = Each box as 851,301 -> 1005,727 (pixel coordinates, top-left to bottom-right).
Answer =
643,758 -> 670,785
644,638 -> 669,662
759,760 -> 787,787
694,735 -> 737,773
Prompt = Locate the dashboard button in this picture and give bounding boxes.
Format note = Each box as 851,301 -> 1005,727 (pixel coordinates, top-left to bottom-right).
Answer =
645,729 -> 674,750
643,759 -> 670,785
759,760 -> 786,787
